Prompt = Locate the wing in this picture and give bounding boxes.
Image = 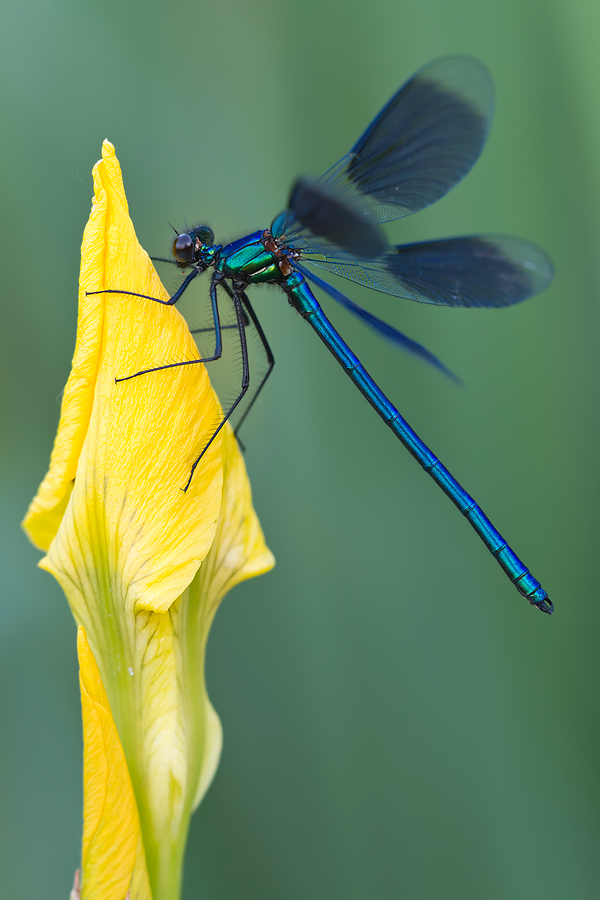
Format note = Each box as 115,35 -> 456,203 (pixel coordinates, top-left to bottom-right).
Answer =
295,262 -> 460,382
272,56 -> 494,249
299,235 -> 554,308
284,178 -> 386,259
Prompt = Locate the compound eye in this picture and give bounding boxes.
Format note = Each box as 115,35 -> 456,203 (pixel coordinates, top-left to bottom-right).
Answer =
173,233 -> 194,264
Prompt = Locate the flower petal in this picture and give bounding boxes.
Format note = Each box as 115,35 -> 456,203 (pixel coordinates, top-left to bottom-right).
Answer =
78,627 -> 152,900
24,141 -> 274,896
197,424 -> 275,606
37,140 -> 225,615
179,425 -> 275,810
116,426 -> 274,861
22,162 -> 109,552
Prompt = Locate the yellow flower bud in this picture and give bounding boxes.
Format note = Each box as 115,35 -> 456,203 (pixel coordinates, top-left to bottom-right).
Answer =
23,141 -> 274,899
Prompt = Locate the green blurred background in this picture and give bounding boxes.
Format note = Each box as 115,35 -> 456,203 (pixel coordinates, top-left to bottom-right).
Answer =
2,0 -> 600,897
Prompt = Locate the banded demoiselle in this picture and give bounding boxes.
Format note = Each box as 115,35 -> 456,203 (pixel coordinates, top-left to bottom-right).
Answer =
91,57 -> 554,613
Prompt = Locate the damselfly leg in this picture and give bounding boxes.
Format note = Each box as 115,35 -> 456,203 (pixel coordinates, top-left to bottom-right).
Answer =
216,281 -> 275,440
182,277 -> 250,491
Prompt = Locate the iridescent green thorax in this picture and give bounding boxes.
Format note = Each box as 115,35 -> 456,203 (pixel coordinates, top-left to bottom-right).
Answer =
214,230 -> 296,285
219,241 -> 280,283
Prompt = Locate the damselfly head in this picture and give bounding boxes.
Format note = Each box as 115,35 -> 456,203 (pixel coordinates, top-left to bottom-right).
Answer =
172,225 -> 215,267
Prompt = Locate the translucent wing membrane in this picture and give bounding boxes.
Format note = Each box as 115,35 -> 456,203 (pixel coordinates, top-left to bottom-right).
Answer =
343,56 -> 494,220
286,178 -> 385,258
303,235 -> 554,308
273,56 -> 494,250
295,262 -> 460,382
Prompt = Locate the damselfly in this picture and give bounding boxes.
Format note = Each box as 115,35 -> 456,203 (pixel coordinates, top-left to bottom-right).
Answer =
91,57 -> 554,613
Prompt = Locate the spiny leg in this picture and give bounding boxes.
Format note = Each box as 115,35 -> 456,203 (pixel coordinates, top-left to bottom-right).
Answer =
218,281 -> 275,440
116,272 -> 224,382
146,257 -> 240,337
86,261 -> 206,306
183,282 -> 250,492
190,324 -> 239,335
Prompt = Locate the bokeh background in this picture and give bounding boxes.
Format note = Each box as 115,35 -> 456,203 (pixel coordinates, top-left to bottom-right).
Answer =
2,0 -> 600,897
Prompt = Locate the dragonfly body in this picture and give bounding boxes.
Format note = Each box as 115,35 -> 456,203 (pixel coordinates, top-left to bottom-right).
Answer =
91,56 -> 554,613
178,230 -> 552,613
